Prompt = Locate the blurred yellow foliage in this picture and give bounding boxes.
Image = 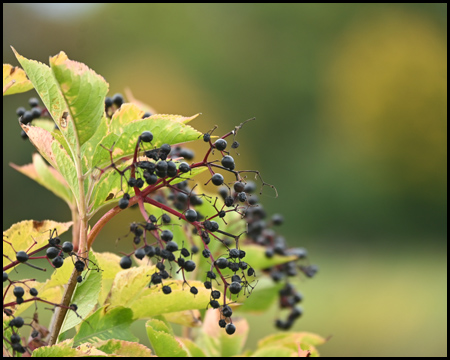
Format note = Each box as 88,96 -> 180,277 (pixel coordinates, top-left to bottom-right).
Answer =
321,11 -> 447,201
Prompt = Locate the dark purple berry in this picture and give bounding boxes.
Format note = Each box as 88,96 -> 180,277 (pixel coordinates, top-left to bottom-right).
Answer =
214,139 -> 227,151
119,256 -> 132,269
225,323 -> 236,335
211,173 -> 224,186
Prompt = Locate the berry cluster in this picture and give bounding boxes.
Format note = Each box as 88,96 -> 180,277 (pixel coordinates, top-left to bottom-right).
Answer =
92,117 -> 315,336
16,97 -> 52,140
3,230 -> 94,355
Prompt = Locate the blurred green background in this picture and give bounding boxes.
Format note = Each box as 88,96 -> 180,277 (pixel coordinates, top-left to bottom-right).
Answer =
3,3 -> 447,357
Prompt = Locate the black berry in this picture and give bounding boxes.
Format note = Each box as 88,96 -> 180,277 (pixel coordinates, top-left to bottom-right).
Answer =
119,256 -> 132,269
225,323 -> 236,335
228,282 -> 242,294
190,287 -> 198,295
185,209 -> 198,222
61,241 -> 73,253
222,305 -> 233,317
221,155 -> 235,170
135,248 -> 146,260
184,260 -> 196,272
215,257 -> 228,269
16,251 -> 29,263
162,285 -> 172,295
52,256 -> 64,268
211,173 -> 224,186
29,288 -> 38,297
140,131 -> 154,143
118,197 -> 129,209
112,93 -> 124,107
13,286 -> 24,298
214,139 -> 227,151
160,230 -> 174,242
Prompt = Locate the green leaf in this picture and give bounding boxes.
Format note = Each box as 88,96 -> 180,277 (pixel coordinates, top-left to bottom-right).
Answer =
32,119 -> 56,133
94,339 -> 153,357
196,309 -> 249,357
19,124 -> 80,207
49,51 -> 109,147
251,346 -> 296,357
13,48 -> 77,153
177,338 -> 206,357
3,220 -> 72,273
3,63 -> 33,95
93,251 -> 123,305
145,318 -> 188,357
257,332 -> 326,357
73,306 -> 137,347
80,117 -> 109,172
31,340 -> 83,357
60,251 -> 102,334
164,309 -> 202,328
91,114 -> 202,169
239,244 -> 298,271
10,153 -> 74,207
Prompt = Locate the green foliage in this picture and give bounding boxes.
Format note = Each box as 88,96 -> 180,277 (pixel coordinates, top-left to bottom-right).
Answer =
3,49 -> 322,357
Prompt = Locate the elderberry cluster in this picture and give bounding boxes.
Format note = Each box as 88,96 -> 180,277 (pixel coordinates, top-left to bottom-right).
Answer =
100,117 -> 315,336
15,97 -> 51,139
3,229 -> 89,355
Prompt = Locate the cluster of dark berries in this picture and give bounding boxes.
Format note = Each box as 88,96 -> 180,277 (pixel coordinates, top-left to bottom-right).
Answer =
3,230 -> 86,355
104,93 -> 152,119
16,97 -> 50,139
97,119 -> 315,336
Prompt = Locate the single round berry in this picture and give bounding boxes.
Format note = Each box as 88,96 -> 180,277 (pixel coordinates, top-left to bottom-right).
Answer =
229,281 -> 242,295
61,241 -> 73,253
219,319 -> 227,328
145,246 -> 156,257
136,178 -> 144,188
52,256 -> 64,268
13,286 -> 25,298
202,249 -> 211,258
178,162 -> 190,173
204,281 -> 212,289
104,97 -> 113,108
167,161 -> 178,177
46,247 -> 59,259
203,133 -> 211,142
162,285 -> 172,295
214,139 -> 227,151
206,271 -> 216,279
247,267 -> 255,276
31,107 -> 41,119
160,230 -> 174,242
31,330 -> 39,338
16,107 -> 26,116
221,155 -> 235,170
229,248 -> 240,259
237,192 -> 247,202
12,343 -> 26,353
20,129 -> 28,140
11,317 -> 24,328
180,248 -> 190,257
118,197 -> 129,209
224,196 -> 234,207
119,256 -> 132,269
128,177 -> 137,187
20,111 -> 33,124
112,93 -> 124,107
184,260 -> 196,272
160,270 -> 170,279
3,272 -> 8,282
10,333 -> 21,343
210,300 -> 220,309
77,275 -> 83,283
190,286 -> 198,295
211,290 -> 221,299
222,305 -> 233,317
165,241 -> 178,252
29,97 -> 39,107
29,288 -> 38,297
140,131 -> 154,143
135,248 -> 146,260
215,257 -> 228,269
239,262 -> 248,270
162,214 -> 171,223
211,173 -> 224,186
225,323 -> 236,335
70,304 -> 78,311
233,181 -> 245,193
151,273 -> 162,285
244,181 -> 256,193
160,143 -> 171,155
16,251 -> 29,263
185,209 -> 198,222
228,262 -> 240,272
73,260 -> 84,272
